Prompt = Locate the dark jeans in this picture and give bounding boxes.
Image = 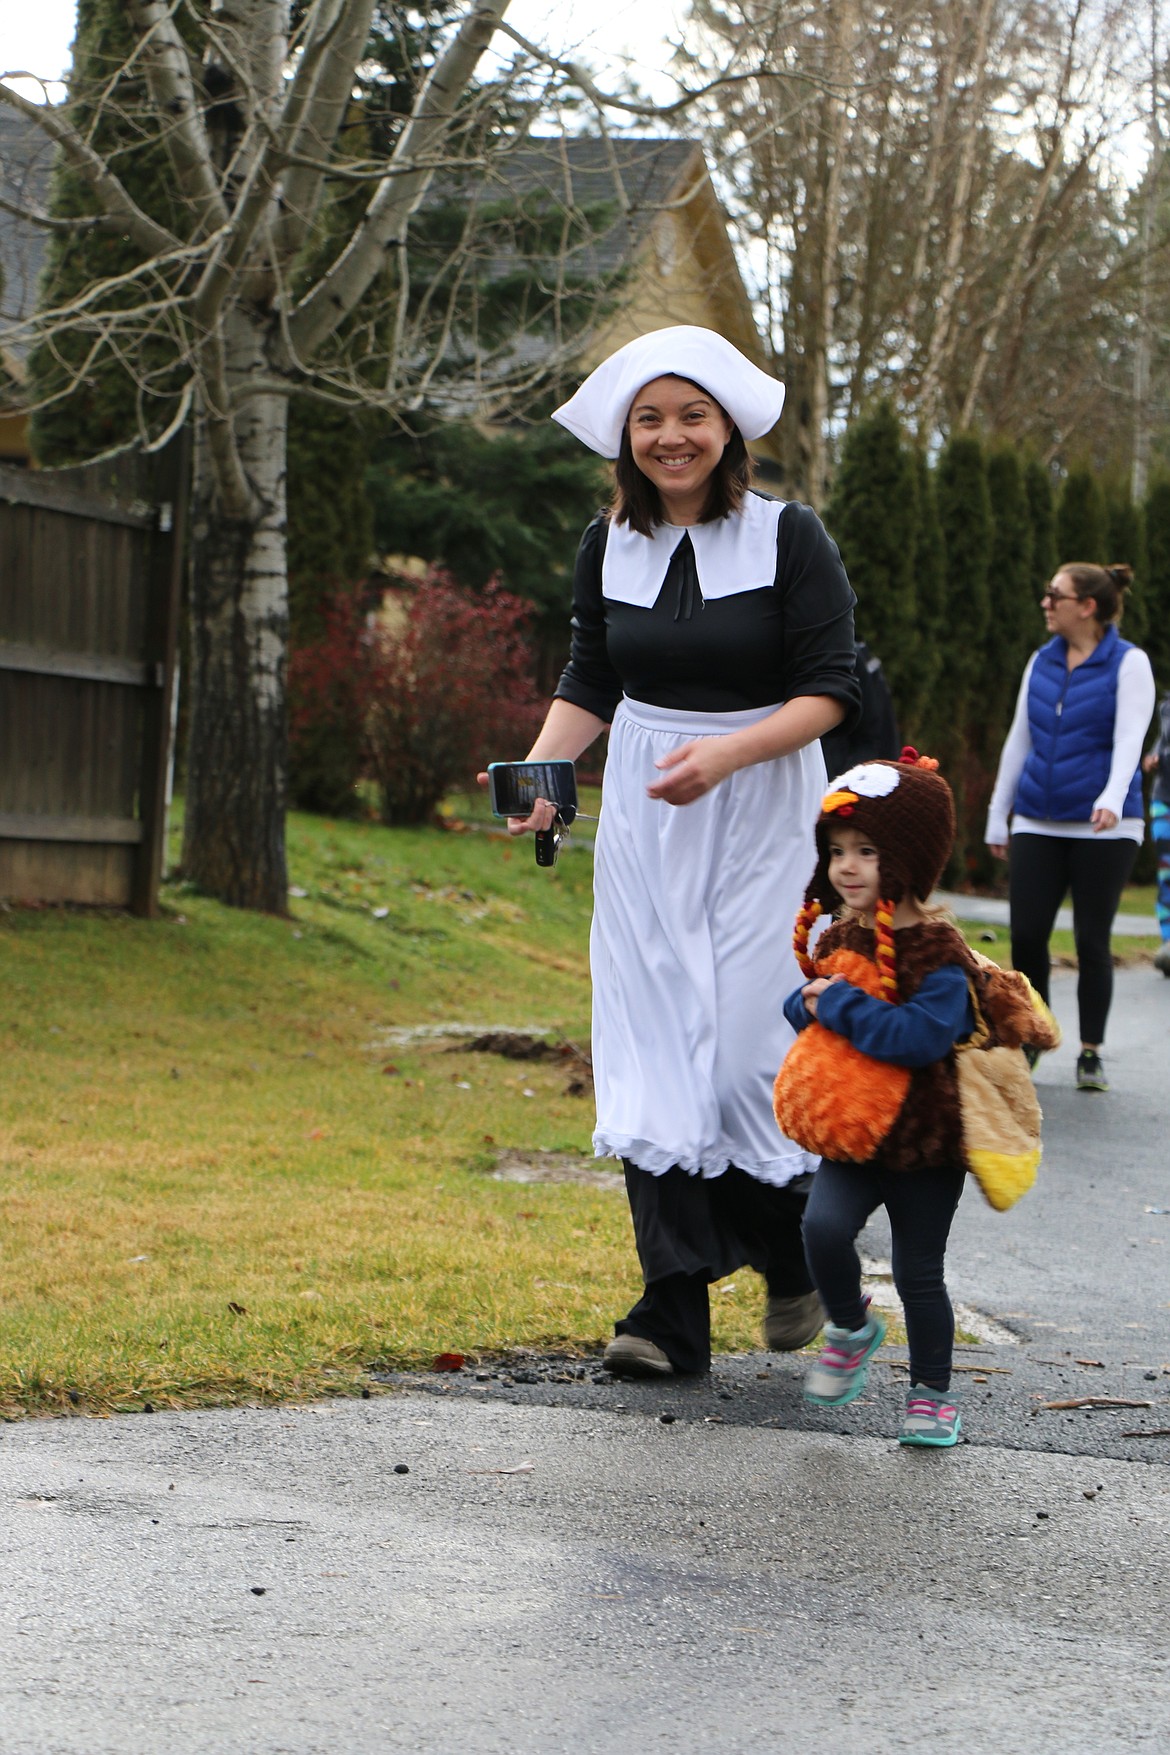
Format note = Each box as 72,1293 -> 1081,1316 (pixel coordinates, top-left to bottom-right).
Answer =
1008,832 -> 1138,1046
802,1155 -> 965,1392
616,1161 -> 814,1374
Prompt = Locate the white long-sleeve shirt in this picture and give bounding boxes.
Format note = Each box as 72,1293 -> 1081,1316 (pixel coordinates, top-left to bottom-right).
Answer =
985,646 -> 1156,846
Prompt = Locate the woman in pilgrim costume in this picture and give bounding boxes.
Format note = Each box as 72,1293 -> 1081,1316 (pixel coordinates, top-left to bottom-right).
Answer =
506,326 -> 859,1377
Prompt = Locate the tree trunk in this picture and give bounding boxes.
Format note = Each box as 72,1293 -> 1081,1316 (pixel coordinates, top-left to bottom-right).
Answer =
916,0 -> 996,439
182,311 -> 289,912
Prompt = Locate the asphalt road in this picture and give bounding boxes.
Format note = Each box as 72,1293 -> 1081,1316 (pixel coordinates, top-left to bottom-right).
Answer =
2,964 -> 1168,1754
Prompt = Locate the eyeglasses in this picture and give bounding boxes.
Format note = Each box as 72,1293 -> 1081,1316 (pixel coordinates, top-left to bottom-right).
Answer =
1040,588 -> 1079,605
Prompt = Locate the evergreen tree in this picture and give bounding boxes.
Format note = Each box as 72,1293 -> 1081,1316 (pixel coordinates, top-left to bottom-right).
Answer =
28,0 -> 194,461
286,400 -> 377,644
934,433 -> 993,876
906,446 -> 946,746
364,419 -> 606,634
1055,466 -> 1106,563
985,445 -> 1034,735
1024,457 -> 1057,588
1143,477 -> 1170,692
824,401 -> 919,721
1104,489 -> 1148,647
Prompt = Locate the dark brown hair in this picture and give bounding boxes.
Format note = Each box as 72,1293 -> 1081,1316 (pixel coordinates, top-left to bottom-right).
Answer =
609,381 -> 753,536
1058,561 -> 1134,626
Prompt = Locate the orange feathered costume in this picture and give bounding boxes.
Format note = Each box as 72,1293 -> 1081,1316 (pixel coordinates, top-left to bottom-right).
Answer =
773,946 -> 910,1160
772,749 -> 1060,1191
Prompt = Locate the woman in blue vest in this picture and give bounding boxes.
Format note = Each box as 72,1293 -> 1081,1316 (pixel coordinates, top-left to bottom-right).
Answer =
986,563 -> 1155,1092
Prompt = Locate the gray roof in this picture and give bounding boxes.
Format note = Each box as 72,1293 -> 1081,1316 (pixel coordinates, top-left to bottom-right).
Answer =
427,137 -> 703,290
0,106 -> 55,355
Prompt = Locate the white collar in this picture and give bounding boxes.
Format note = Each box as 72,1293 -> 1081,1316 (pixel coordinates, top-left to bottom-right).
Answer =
601,493 -> 785,607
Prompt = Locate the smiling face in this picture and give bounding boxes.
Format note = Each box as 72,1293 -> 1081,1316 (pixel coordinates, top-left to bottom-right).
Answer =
626,375 -> 733,524
826,825 -> 883,916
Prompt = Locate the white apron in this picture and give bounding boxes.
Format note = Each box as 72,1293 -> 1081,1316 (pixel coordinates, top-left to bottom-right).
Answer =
590,697 -> 823,1187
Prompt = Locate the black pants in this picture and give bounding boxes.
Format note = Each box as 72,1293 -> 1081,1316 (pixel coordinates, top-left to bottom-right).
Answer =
615,1161 -> 814,1375
1008,832 -> 1138,1046
802,1156 -> 965,1392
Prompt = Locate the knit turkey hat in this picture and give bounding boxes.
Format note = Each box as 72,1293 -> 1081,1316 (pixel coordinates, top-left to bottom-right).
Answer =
805,747 -> 956,910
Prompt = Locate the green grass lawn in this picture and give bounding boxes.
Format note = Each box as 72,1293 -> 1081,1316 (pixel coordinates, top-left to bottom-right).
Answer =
0,803 -> 1159,1418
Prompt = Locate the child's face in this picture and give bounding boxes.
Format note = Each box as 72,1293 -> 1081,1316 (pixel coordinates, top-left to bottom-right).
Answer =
827,825 -> 882,914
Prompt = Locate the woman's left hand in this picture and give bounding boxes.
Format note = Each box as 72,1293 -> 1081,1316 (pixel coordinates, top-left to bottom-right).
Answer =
1091,807 -> 1118,834
647,737 -> 735,805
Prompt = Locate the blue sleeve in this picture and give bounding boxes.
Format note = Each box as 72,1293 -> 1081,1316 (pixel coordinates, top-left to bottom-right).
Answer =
783,985 -> 814,1033
813,965 -> 974,1068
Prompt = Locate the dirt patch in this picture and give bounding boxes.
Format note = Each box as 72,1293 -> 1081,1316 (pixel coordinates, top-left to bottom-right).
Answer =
455,1032 -> 593,1097
492,1149 -> 623,1191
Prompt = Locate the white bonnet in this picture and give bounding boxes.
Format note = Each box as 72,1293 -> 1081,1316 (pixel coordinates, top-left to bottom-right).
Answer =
551,325 -> 786,459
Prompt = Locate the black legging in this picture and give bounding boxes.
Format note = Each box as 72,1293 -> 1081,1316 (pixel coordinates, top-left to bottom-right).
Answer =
802,1156 -> 965,1393
1008,832 -> 1138,1046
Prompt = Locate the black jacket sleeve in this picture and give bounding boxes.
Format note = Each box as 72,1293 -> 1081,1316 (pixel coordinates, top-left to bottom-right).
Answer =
552,513 -> 622,722
776,502 -> 860,725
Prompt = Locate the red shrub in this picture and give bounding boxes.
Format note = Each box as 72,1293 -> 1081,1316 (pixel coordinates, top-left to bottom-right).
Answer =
366,572 -> 544,825
287,589 -> 375,816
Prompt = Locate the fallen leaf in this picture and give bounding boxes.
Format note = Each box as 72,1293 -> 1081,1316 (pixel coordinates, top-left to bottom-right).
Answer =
227,1301 -> 248,1316
431,1352 -> 466,1373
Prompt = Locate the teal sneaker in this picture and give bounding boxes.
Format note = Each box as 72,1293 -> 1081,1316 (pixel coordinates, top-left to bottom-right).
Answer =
803,1304 -> 886,1407
899,1385 -> 962,1447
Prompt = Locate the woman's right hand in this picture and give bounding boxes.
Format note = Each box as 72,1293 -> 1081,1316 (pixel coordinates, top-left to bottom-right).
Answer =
475,772 -> 558,837
988,842 -> 1008,861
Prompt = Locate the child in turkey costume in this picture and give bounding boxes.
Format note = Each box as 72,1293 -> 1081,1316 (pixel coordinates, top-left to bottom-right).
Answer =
773,749 -> 1059,1446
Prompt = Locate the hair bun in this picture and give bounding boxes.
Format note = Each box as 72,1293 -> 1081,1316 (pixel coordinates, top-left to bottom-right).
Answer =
1106,563 -> 1134,590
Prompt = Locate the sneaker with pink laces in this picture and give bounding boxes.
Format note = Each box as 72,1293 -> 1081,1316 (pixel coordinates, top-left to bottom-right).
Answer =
803,1306 -> 886,1407
899,1384 -> 962,1447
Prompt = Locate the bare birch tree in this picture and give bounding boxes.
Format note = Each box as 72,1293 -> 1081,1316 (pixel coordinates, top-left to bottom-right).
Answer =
682,0 -> 1157,474
1,0 -> 659,910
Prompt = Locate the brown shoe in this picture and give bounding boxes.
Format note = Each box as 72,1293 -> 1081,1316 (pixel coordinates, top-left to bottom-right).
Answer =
603,1334 -> 674,1377
762,1290 -> 825,1351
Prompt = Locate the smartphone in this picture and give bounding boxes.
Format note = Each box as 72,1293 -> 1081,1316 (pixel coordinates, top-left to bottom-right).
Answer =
487,760 -> 578,825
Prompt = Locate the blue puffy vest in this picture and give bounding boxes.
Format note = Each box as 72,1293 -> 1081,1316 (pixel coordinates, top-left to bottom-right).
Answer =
1015,624 -> 1144,822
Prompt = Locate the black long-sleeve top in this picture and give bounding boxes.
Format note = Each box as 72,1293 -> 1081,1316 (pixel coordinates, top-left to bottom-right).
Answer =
553,498 -> 860,724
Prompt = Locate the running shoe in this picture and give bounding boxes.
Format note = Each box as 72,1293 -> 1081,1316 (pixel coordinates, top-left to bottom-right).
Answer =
899,1385 -> 962,1447
803,1304 -> 886,1407
1076,1049 -> 1109,1092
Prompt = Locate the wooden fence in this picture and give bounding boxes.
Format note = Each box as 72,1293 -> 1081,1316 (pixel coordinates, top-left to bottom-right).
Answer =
0,435 -> 187,914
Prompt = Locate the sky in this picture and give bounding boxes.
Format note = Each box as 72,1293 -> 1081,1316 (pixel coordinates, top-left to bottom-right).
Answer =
2,1 -> 689,105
